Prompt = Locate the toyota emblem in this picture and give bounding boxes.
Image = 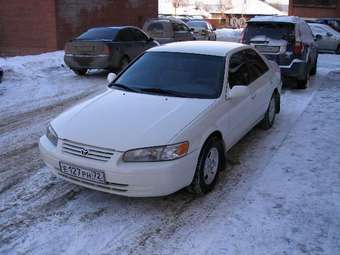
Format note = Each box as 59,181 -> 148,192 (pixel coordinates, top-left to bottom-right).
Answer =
81,148 -> 89,156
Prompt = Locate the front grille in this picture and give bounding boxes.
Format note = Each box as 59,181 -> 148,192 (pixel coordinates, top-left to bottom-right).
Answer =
62,140 -> 115,162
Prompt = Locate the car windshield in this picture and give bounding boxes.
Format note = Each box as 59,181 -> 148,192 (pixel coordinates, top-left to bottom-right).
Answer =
112,52 -> 225,99
77,28 -> 119,41
187,21 -> 208,29
244,22 -> 295,41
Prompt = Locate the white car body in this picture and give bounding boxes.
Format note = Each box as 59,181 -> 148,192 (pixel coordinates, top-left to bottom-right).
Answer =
39,41 -> 282,197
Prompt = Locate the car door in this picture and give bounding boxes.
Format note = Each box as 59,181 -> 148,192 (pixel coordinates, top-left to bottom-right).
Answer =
244,49 -> 273,123
312,26 -> 332,51
219,50 -> 255,148
116,29 -> 136,60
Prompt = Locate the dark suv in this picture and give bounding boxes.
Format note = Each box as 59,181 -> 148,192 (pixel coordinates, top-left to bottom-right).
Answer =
242,16 -> 318,89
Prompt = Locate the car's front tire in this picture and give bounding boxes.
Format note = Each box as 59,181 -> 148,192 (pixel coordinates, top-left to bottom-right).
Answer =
188,136 -> 224,195
260,93 -> 278,130
336,45 -> 340,55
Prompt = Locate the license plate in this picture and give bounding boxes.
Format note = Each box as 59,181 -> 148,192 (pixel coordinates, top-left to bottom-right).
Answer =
255,45 -> 280,53
59,162 -> 106,184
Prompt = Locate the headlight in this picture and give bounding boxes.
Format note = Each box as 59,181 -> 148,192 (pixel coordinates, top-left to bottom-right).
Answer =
46,124 -> 58,146
123,142 -> 189,162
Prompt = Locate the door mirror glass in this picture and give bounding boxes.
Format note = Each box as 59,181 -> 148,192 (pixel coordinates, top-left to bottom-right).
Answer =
229,85 -> 250,98
107,73 -> 117,84
326,32 -> 333,37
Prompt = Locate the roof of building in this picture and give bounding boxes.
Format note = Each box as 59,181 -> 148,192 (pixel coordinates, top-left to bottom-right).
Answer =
248,15 -> 302,24
147,41 -> 246,57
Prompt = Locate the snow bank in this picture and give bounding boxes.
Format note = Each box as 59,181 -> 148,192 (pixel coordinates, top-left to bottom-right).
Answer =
216,28 -> 243,42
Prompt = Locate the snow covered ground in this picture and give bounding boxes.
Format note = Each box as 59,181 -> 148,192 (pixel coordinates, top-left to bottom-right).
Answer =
0,52 -> 340,255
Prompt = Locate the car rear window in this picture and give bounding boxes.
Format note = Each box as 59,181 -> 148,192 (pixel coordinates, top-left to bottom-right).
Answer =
244,22 -> 295,42
187,21 -> 208,29
114,52 -> 225,99
77,28 -> 119,41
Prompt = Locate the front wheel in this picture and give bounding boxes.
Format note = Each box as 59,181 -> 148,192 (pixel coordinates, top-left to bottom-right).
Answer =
336,45 -> 340,55
188,137 -> 224,195
310,55 -> 318,76
260,93 -> 278,130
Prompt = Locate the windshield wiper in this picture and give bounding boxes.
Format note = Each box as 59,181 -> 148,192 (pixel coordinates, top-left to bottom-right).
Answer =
110,83 -> 140,93
140,87 -> 186,97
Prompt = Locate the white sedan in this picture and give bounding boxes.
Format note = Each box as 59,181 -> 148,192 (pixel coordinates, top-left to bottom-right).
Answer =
39,41 -> 282,197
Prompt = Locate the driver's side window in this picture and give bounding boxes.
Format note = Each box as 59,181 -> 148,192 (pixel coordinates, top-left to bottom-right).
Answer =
228,51 -> 250,89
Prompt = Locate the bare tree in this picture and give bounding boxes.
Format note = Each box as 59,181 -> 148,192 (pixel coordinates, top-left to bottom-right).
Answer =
219,0 -> 233,11
172,0 -> 189,15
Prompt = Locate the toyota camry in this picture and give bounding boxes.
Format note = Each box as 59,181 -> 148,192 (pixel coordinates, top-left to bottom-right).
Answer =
39,41 -> 282,197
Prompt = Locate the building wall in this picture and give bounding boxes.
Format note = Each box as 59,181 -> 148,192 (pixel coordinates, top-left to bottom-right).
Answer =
0,0 -> 158,56
289,0 -> 340,18
0,0 -> 57,56
55,0 -> 158,49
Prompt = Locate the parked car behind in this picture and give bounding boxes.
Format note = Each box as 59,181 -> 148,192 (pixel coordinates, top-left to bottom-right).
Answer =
308,23 -> 340,54
242,16 -> 318,89
216,28 -> 243,42
315,18 -> 340,33
64,26 -> 159,75
187,20 -> 216,40
143,17 -> 195,44
40,41 -> 282,197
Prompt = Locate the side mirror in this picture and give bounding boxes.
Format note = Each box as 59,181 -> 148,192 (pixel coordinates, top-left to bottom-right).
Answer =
229,85 -> 250,98
190,28 -> 195,32
326,32 -> 332,37
315,34 -> 323,41
107,73 -> 117,84
212,27 -> 216,31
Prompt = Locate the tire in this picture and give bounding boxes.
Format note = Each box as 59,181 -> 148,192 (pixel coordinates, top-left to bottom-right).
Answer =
188,136 -> 224,195
72,69 -> 87,76
260,93 -> 278,130
119,56 -> 130,70
310,55 -> 318,76
297,65 -> 310,89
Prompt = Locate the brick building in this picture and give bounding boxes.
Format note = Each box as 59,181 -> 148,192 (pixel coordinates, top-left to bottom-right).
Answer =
0,0 -> 158,56
289,0 -> 340,18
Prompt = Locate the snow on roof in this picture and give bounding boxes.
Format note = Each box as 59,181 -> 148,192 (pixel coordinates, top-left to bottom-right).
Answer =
158,1 -> 211,18
249,15 -> 301,23
224,0 -> 285,15
147,41 -> 246,57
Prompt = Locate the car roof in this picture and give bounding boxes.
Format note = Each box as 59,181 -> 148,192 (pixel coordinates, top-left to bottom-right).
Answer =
248,15 -> 302,24
88,26 -> 138,31
147,41 -> 247,57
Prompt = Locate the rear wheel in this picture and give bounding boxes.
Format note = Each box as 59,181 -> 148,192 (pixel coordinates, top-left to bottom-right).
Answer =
297,64 -> 310,89
72,69 -> 87,76
188,136 -> 224,195
310,55 -> 318,76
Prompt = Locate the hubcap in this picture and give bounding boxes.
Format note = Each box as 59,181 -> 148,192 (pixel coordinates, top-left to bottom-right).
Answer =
203,147 -> 219,185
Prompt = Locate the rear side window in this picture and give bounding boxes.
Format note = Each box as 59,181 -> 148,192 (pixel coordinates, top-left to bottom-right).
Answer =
173,23 -> 190,32
244,22 -> 295,42
116,29 -> 135,42
132,29 -> 148,41
245,49 -> 269,82
146,22 -> 166,38
228,51 -> 251,88
77,28 -> 118,40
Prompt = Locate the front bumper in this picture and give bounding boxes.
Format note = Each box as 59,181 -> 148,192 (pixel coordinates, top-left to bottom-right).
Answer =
39,136 -> 199,197
64,54 -> 119,70
279,59 -> 308,80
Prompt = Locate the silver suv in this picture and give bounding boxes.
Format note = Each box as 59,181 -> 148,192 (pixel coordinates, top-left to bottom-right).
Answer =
143,17 -> 195,44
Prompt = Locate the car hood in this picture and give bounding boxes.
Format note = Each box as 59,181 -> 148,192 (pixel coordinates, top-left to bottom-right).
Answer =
52,89 -> 215,151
